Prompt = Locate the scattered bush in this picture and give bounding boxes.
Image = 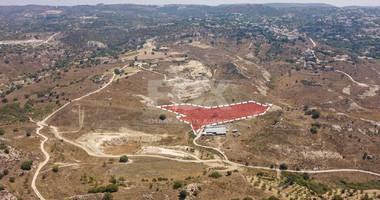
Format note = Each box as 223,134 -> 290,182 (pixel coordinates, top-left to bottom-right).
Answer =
159,114 -> 166,120
304,109 -> 320,119
310,126 -> 318,134
282,172 -> 329,194
103,192 -> 113,200
119,155 -> 128,163
268,196 -> 279,200
360,193 -> 373,200
0,185 -> 4,190
179,190 -> 189,199
9,177 -> 15,183
114,69 -> 121,75
88,184 -> 119,193
209,171 -> 222,178
173,181 -> 183,189
243,197 -> 253,200
226,171 -> 232,176
279,163 -> 288,170
332,194 -> 343,200
21,161 -> 33,170
52,165 -> 59,173
0,128 -> 5,135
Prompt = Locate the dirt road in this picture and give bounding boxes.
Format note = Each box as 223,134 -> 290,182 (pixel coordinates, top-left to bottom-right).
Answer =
192,128 -> 380,177
31,64 -> 380,200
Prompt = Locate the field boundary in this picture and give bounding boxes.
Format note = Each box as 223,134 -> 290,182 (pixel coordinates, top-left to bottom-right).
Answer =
157,101 -> 272,134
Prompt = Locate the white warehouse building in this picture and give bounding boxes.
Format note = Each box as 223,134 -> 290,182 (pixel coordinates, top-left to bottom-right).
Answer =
202,125 -> 227,136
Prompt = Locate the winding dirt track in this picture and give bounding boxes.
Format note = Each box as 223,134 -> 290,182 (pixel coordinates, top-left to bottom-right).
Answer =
335,70 -> 369,87
31,65 -> 380,200
192,133 -> 380,176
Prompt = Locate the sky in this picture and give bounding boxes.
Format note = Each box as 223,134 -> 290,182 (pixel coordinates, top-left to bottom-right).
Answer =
0,0 -> 379,7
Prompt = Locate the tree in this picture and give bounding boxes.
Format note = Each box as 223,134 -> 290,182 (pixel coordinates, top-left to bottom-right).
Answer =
119,155 -> 128,163
159,114 -> 166,121
173,181 -> 183,189
179,190 -> 189,200
311,109 -> 320,119
2,98 -> 8,103
279,163 -> 288,170
103,192 -> 113,200
226,171 -> 232,176
52,165 -> 59,173
21,161 -> 33,170
114,69 -> 121,75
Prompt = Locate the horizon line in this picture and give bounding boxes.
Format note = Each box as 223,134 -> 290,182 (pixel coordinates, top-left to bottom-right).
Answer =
0,2 -> 379,8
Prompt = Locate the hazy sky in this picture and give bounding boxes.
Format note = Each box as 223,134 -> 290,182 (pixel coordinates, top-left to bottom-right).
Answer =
0,0 -> 378,7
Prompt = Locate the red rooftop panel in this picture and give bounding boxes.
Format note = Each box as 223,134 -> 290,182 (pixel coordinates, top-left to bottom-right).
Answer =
160,101 -> 271,133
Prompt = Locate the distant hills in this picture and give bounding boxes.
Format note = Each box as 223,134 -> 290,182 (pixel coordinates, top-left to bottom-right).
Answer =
264,3 -> 336,8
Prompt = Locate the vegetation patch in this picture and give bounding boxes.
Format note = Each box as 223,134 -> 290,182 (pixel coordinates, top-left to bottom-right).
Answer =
337,180 -> 380,190
281,172 -> 329,194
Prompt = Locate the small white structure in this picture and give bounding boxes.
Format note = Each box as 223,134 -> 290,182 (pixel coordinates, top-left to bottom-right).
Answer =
202,125 -> 227,136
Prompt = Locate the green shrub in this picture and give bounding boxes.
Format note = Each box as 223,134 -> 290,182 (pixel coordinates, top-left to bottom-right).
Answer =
103,192 -> 113,200
21,161 -> 33,170
360,194 -> 373,200
268,196 -> 279,200
173,181 -> 183,189
88,184 -> 118,193
209,172 -> 222,178
159,114 -> 166,120
243,197 -> 253,200
279,163 -> 288,170
179,190 -> 189,199
119,155 -> 128,163
311,109 -> 320,119
332,194 -> 343,200
52,165 -> 59,173
0,128 -> 5,135
105,184 -> 118,192
310,126 -> 318,134
114,69 -> 121,75
282,172 -> 329,194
